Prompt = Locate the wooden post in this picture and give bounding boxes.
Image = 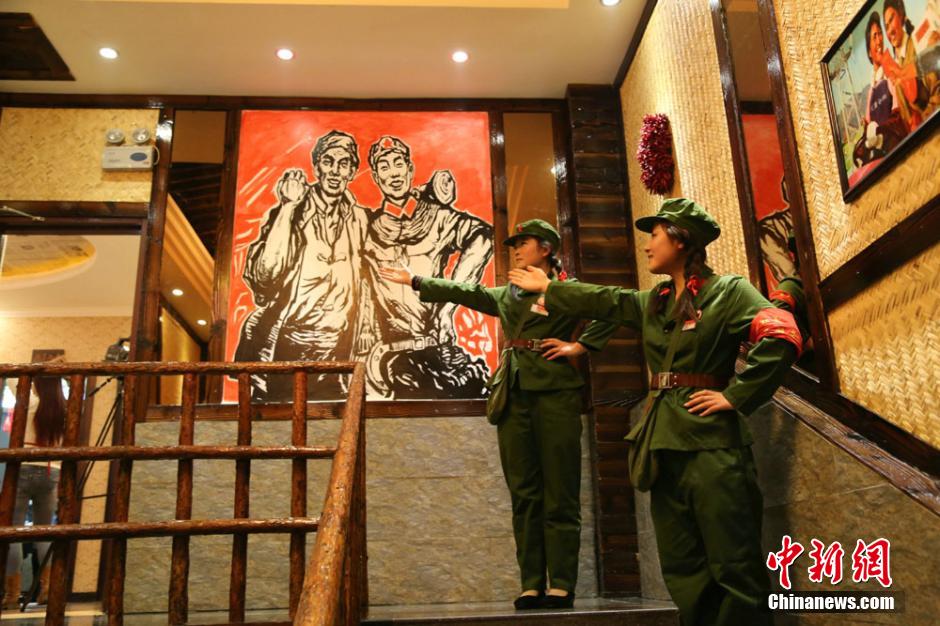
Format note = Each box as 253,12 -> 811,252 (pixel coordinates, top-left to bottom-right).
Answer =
168,373 -> 197,624
289,371 -> 308,617
229,373 -> 252,621
46,374 -> 85,625
0,377 -> 31,620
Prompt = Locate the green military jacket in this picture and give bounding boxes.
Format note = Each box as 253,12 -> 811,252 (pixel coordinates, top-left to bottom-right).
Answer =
544,273 -> 798,450
418,276 -> 618,391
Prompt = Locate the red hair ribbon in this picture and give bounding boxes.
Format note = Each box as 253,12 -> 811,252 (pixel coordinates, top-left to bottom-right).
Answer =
769,289 -> 796,311
558,271 -> 568,282
687,275 -> 702,297
749,308 -> 803,357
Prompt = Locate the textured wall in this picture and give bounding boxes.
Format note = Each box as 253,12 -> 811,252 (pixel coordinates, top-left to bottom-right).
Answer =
772,0 -> 940,280
124,415 -> 599,612
0,108 -> 157,202
828,242 -> 940,449
633,399 -> 940,624
618,0 -> 750,291
771,0 -> 940,448
0,315 -> 133,593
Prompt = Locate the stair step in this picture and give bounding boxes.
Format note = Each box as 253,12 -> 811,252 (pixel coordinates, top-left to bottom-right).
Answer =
363,597 -> 678,625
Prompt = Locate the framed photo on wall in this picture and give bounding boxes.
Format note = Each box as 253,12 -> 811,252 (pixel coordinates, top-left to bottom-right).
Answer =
821,0 -> 940,201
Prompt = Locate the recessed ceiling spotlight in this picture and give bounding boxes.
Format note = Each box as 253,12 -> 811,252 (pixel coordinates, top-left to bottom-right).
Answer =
197,319 -> 208,326
452,50 -> 469,64
276,48 -> 295,61
99,47 -> 119,60
171,288 -> 184,297
601,0 -> 621,6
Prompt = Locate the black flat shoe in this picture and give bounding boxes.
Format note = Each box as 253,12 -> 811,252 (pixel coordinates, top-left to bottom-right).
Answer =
513,593 -> 543,610
542,591 -> 575,609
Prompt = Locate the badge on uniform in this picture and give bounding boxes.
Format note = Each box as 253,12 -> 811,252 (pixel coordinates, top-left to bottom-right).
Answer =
530,296 -> 549,317
682,310 -> 702,332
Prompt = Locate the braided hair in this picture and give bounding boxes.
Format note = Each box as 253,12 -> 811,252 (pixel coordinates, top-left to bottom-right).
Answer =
653,222 -> 713,322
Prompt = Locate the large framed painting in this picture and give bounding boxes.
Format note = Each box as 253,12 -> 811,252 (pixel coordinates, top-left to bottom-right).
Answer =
821,0 -> 940,201
224,110 -> 497,403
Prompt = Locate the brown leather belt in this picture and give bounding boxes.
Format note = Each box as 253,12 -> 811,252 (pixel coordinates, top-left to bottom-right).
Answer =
505,339 -> 544,351
650,372 -> 729,390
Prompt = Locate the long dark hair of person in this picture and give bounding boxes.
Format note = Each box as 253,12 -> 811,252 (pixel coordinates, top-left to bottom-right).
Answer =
653,222 -> 713,322
33,376 -> 66,446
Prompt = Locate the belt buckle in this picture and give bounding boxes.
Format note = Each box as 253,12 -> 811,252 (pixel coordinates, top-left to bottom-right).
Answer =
530,339 -> 542,351
414,337 -> 425,350
657,372 -> 673,389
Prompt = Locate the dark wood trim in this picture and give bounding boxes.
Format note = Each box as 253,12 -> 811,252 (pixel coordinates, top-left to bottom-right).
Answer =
819,192 -> 940,311
709,0 -> 766,293
740,101 -> 775,115
553,108 -> 579,277
206,110 -> 241,402
776,367 -> 939,515
488,111 -> 509,286
613,0 -> 659,88
0,13 -> 74,82
144,399 -> 485,421
756,0 -> 839,390
129,108 -> 174,365
0,200 -> 148,220
0,92 -> 564,113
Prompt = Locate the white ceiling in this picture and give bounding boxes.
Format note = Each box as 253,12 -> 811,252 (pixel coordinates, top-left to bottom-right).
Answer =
1,0 -> 645,98
0,234 -> 140,317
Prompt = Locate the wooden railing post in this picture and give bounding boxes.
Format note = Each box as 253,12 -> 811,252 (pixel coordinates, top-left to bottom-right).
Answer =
0,376 -> 31,620
289,370 -> 308,618
46,374 -> 85,625
168,372 -> 197,625
106,373 -> 137,626
229,373 -> 253,622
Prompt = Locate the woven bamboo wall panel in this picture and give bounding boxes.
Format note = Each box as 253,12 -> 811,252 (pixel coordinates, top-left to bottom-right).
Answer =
619,0 -> 750,292
773,0 -> 940,279
0,108 -> 156,202
829,241 -> 940,449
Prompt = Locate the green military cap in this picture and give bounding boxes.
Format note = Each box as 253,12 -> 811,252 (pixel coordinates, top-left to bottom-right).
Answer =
504,219 -> 561,250
635,197 -> 721,246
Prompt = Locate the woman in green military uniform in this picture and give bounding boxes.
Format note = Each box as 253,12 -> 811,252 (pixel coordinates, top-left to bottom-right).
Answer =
379,219 -> 616,610
509,199 -> 803,626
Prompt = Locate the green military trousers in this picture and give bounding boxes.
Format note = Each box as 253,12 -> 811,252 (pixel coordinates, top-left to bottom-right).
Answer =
650,447 -> 772,626
497,385 -> 582,593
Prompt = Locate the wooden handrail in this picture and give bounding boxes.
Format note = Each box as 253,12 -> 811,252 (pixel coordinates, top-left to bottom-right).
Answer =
0,360 -> 368,626
294,363 -> 367,626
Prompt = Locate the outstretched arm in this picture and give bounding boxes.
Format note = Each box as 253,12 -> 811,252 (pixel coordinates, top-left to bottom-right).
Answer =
508,266 -> 645,330
378,266 -> 502,317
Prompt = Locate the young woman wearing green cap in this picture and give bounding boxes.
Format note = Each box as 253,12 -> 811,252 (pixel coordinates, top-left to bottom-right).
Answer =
379,218 -> 617,610
508,199 -> 802,625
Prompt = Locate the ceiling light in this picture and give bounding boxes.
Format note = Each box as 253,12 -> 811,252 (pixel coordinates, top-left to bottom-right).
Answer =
276,48 -> 295,61
601,0 -> 621,6
171,288 -> 184,297
197,319 -> 208,326
99,47 -> 119,60
452,50 -> 469,64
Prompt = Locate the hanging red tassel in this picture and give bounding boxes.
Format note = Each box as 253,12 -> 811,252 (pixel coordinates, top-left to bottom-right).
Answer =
636,114 -> 675,195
